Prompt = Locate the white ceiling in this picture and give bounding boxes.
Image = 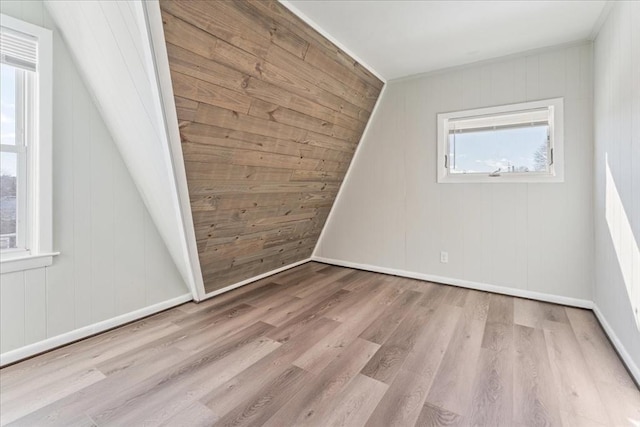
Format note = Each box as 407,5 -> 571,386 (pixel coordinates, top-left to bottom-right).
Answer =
286,0 -> 608,81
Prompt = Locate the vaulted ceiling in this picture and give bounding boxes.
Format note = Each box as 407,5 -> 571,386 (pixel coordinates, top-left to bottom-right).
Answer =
159,0 -> 383,294
287,0 -> 607,80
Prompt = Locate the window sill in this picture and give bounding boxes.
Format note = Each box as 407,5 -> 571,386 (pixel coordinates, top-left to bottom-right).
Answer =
0,252 -> 60,274
438,173 -> 564,184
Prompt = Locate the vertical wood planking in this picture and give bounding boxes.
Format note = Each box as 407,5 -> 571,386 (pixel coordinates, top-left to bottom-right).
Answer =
160,0 -> 383,293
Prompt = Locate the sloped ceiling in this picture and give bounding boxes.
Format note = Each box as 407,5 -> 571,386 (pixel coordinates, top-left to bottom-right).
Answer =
44,0 -> 203,299
287,0 -> 607,80
159,0 -> 383,294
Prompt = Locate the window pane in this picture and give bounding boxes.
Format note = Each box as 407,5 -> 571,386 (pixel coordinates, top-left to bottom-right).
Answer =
1,64 -> 17,146
0,151 -> 18,249
449,125 -> 549,174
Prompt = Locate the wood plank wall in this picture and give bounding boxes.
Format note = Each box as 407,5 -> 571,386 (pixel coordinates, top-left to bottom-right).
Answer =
160,0 -> 383,293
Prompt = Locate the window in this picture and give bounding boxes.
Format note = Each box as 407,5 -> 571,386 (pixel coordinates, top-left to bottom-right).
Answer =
0,14 -> 54,273
1,58 -> 28,251
437,98 -> 564,183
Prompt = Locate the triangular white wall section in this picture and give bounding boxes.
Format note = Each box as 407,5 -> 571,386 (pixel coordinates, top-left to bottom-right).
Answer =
316,42 -> 595,304
0,0 -> 191,361
43,0 -> 203,299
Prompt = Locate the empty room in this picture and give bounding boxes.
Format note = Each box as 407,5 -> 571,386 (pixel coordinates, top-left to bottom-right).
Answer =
0,0 -> 638,425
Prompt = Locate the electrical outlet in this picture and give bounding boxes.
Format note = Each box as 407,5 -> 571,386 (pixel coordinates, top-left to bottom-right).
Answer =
440,251 -> 448,263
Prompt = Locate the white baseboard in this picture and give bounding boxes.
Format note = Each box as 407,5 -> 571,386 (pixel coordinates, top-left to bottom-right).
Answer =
313,256 -> 593,309
0,293 -> 193,367
592,304 -> 640,386
200,258 -> 313,301
0,258 -> 311,366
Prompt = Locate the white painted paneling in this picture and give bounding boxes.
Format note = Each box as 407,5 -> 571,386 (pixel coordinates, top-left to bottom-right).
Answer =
71,52 -> 94,329
20,0 -> 43,26
0,0 -> 21,17
42,0 -> 202,298
113,159 -> 146,315
23,269 -> 46,344
90,105 -> 116,324
593,1 -> 640,375
322,87 -> 405,270
0,1 -> 189,356
1,293 -> 191,366
0,272 -> 25,352
142,0 -> 205,301
144,210 -> 188,305
46,15 -> 76,335
317,42 -> 594,301
491,184 -> 527,290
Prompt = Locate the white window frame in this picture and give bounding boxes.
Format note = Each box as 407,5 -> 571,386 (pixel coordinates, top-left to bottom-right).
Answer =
436,98 -> 564,184
1,69 -> 28,251
0,14 -> 56,274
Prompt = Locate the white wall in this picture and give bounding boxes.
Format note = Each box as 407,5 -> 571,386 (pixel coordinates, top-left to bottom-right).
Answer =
0,1 -> 189,356
593,1 -> 640,373
317,42 -> 594,302
42,0 -> 203,299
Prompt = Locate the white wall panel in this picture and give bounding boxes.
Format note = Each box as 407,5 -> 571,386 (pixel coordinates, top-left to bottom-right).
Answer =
0,1 -> 189,355
145,210 -> 189,305
0,273 -> 25,352
317,43 -> 594,301
46,16 -> 77,335
39,0 -> 202,299
23,269 -> 46,344
113,159 -> 147,316
593,1 -> 640,374
90,105 -> 116,324
326,87 -> 406,269
71,54 -> 94,329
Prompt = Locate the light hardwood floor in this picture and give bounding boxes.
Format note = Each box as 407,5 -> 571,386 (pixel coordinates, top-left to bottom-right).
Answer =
1,262 -> 639,426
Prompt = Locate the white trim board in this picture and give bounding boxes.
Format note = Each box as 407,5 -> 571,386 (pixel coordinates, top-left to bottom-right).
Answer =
0,257 -> 310,366
592,305 -> 640,387
312,256 -> 593,308
140,0 -> 205,302
277,0 -> 386,83
201,257 -> 312,301
0,293 -> 192,367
